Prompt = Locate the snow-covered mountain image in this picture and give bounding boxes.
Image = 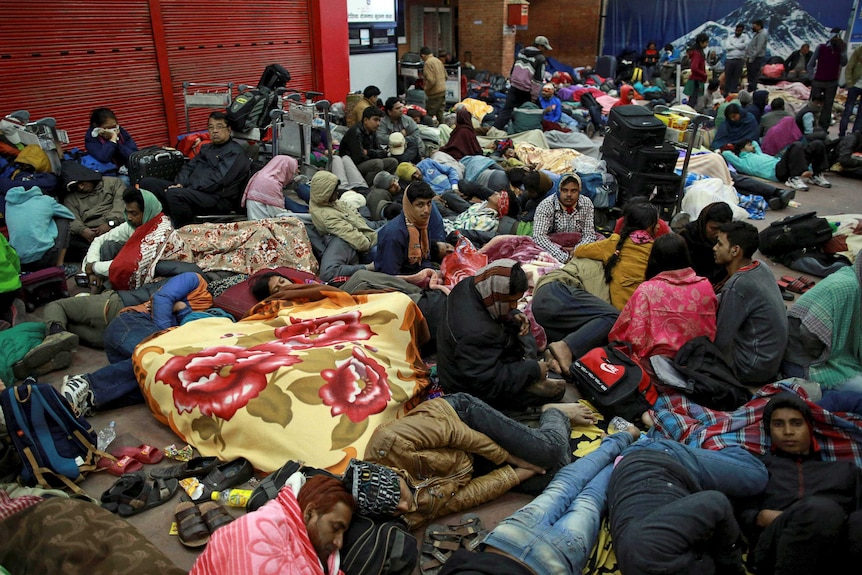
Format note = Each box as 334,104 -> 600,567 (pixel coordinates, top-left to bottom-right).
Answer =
670,0 -> 832,61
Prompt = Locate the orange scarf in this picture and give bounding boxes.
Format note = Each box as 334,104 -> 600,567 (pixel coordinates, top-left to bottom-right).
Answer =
402,187 -> 429,265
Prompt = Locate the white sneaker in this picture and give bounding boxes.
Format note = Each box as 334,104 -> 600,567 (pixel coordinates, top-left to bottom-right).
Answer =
807,173 -> 832,188
785,176 -> 809,191
61,374 -> 96,417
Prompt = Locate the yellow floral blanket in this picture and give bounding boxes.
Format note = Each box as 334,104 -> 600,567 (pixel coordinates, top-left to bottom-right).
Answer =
134,291 -> 429,474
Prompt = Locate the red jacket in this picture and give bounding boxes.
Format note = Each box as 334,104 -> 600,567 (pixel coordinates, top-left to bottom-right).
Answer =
689,49 -> 707,82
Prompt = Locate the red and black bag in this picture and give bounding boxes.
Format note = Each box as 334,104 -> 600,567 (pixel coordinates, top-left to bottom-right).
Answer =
570,342 -> 657,421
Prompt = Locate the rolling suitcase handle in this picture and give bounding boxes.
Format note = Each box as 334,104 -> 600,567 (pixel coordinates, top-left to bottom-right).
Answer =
654,105 -> 712,216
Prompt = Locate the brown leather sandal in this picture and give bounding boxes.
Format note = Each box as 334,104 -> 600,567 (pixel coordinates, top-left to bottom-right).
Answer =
198,501 -> 235,534
175,501 -> 210,548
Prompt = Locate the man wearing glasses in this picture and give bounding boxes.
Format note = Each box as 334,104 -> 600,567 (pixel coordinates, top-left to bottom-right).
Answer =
141,111 -> 250,228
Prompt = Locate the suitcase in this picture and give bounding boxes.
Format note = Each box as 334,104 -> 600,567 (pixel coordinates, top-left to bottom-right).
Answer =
128,146 -> 185,185
606,106 -> 667,147
594,55 -> 617,80
19,266 -> 69,312
606,158 -> 680,221
601,133 -> 679,173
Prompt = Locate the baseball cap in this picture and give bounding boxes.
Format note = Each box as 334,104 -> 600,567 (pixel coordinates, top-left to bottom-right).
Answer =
534,36 -> 553,50
388,132 -> 406,156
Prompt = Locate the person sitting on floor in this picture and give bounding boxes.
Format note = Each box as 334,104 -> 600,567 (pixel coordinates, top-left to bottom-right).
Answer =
378,97 -> 424,163
440,107 -> 484,161
834,130 -> 862,178
61,161 -> 127,261
573,201 -> 659,310
711,104 -> 760,151
60,272 -> 215,416
309,171 -> 377,260
140,111 -> 251,228
0,235 -> 20,329
84,107 -> 138,182
737,392 -> 862,575
190,474 -> 354,575
374,182 -> 451,276
679,201 -> 734,290
359,393 -> 598,528
531,174 -> 597,263
339,106 -> 398,187
782,250 -> 862,394
760,97 -> 794,136
713,220 -> 788,384
607,232 -> 718,365
82,187 -> 173,293
4,185 -> 75,274
241,155 -> 299,220
720,140 -> 802,206
348,84 -> 380,129
437,259 -> 565,412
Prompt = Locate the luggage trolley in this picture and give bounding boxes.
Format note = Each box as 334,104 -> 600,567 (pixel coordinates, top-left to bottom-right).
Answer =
269,91 -> 332,178
182,82 -> 234,133
17,117 -> 69,175
653,105 -> 713,216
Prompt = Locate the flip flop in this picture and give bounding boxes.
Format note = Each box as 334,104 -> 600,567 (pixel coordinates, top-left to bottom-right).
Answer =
112,444 -> 164,465
118,476 -> 180,517
174,501 -> 210,548
100,473 -> 145,513
97,454 -> 144,477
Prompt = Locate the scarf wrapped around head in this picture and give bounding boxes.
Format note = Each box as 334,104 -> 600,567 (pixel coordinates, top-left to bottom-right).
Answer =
402,183 -> 430,265
109,189 -> 172,290
131,188 -> 163,227
343,459 -> 401,517
473,258 -> 521,320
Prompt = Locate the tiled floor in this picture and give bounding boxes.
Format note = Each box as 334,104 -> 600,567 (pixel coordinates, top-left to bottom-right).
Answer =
19,148 -> 862,573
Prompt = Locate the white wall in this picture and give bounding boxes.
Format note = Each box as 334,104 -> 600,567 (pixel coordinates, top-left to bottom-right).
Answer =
349,52 -> 398,101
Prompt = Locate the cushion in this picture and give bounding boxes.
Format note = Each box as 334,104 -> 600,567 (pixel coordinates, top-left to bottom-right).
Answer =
213,266 -> 318,320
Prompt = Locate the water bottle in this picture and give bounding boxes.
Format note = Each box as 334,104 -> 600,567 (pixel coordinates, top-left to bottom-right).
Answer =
608,416 -> 632,433
212,488 -> 253,507
97,420 -> 116,451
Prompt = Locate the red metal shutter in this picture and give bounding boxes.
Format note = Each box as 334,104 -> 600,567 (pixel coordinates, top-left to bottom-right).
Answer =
159,0 -> 315,137
0,2 -> 168,149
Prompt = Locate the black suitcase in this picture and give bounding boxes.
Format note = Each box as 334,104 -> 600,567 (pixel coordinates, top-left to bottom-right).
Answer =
601,133 -> 679,173
606,157 -> 680,220
606,106 -> 667,147
594,55 -> 617,80
258,63 -> 291,91
128,146 -> 185,185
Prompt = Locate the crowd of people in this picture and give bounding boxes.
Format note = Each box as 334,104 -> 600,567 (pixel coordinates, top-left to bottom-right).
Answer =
1,22 -> 862,575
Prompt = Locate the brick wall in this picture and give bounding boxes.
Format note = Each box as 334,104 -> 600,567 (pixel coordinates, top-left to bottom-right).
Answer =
514,0 -> 603,69
459,0 -> 515,76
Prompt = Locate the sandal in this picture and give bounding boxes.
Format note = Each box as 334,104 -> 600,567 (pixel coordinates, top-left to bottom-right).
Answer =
97,454 -> 144,477
447,513 -> 487,551
113,444 -> 164,464
174,501 -> 210,548
100,473 -> 145,513
198,501 -> 235,534
150,456 -> 220,480
118,476 -> 180,517
420,541 -> 453,575
195,457 -> 254,502
421,523 -> 460,575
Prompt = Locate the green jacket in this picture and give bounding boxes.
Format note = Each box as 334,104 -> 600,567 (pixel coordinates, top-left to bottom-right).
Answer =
0,235 -> 21,294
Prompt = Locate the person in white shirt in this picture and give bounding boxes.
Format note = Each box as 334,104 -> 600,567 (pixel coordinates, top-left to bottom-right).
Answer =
724,24 -> 749,96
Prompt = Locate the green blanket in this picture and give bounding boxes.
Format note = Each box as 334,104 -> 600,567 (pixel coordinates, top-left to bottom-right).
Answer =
0,322 -> 46,384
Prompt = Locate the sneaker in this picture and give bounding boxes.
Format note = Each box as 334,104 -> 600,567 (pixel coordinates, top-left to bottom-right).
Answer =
785,176 -> 809,191
807,173 -> 832,188
61,374 -> 96,417
11,331 -> 79,380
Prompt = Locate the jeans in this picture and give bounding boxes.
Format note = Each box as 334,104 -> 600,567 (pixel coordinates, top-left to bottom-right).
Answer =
103,311 -> 159,364
87,358 -> 143,409
493,86 -> 533,131
443,392 -> 571,471
839,86 -> 862,137
482,432 -> 636,575
531,283 -> 619,357
318,235 -> 366,283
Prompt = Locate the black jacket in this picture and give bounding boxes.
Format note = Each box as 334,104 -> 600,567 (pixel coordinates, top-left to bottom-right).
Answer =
436,278 -> 540,409
339,124 -> 388,165
785,49 -> 813,72
837,131 -> 862,172
175,139 -> 250,202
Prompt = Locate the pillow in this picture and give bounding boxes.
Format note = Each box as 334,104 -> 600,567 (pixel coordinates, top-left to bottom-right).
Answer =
213,266 -> 319,319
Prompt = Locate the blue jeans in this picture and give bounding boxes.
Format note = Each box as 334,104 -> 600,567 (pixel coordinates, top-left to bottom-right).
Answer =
840,86 -> 862,137
532,282 -> 619,357
88,358 -> 143,409
104,311 -> 159,364
482,432 -> 636,575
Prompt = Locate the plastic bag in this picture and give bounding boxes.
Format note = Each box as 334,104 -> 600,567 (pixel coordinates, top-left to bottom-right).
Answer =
440,234 -> 488,288
571,154 -> 605,174
680,177 -> 749,221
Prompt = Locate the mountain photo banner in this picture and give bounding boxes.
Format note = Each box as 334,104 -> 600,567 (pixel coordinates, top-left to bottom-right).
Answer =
602,0 -> 855,60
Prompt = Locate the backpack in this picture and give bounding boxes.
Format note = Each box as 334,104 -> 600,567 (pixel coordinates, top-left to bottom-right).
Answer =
758,211 -> 833,257
341,514 -> 418,575
0,381 -> 112,493
226,87 -> 278,133
570,342 -> 657,421
671,336 -> 751,411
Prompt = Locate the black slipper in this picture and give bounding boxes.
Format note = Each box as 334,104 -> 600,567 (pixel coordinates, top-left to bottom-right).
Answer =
117,476 -> 179,517
195,457 -> 254,502
150,456 -> 220,480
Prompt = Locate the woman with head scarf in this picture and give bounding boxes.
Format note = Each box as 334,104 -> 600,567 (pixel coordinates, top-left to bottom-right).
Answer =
241,155 -> 299,220
679,201 -> 733,289
711,103 -> 760,150
440,107 -> 483,160
437,259 -> 565,411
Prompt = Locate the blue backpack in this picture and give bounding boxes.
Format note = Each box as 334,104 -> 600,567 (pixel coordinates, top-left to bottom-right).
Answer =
0,380 -> 110,492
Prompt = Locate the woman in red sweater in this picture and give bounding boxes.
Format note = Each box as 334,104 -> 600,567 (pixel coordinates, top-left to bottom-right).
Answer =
685,33 -> 709,103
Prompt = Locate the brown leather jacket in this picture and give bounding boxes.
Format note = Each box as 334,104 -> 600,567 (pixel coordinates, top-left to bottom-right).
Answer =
363,398 -> 520,528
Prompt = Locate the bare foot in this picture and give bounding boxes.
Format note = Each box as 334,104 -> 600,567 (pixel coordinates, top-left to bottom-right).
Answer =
641,411 -> 655,428
543,402 -> 599,426
542,349 -> 561,374
801,170 -> 813,179
525,378 -> 566,399
547,341 -> 573,377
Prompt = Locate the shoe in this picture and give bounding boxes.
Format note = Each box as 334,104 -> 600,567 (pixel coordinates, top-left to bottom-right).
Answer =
807,173 -> 832,188
12,331 -> 79,380
785,176 -> 809,191
195,457 -> 254,502
61,374 -> 96,417
150,456 -> 220,480
62,263 -> 80,278
767,188 -> 795,211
